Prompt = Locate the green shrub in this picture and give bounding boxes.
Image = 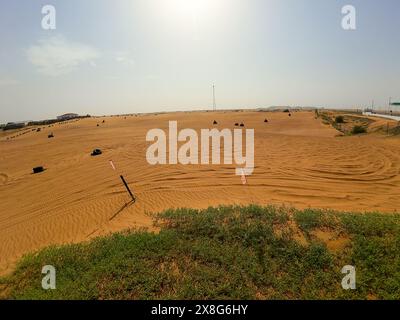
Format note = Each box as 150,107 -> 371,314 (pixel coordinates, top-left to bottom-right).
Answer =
335,116 -> 344,124
351,125 -> 367,135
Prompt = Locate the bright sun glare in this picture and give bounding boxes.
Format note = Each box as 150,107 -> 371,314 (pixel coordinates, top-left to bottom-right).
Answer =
162,0 -> 221,26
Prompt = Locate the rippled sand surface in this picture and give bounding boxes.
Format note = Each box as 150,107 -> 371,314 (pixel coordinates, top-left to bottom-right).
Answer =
1,111 -> 399,274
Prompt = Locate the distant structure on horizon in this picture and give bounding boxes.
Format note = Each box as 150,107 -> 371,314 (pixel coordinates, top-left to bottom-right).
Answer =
57,113 -> 79,121
261,106 -> 315,112
212,85 -> 216,111
364,98 -> 400,116
3,122 -> 26,131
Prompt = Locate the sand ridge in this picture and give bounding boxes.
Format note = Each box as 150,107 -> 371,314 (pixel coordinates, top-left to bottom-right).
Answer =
0,111 -> 400,274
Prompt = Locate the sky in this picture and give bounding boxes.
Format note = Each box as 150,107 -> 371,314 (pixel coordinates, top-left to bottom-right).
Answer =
0,0 -> 399,123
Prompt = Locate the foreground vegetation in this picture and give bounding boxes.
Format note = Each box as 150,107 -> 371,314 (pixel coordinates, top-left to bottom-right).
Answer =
1,205 -> 399,300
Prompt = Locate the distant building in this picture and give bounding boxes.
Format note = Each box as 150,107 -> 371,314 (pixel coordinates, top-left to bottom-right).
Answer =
57,113 -> 79,121
3,122 -> 26,130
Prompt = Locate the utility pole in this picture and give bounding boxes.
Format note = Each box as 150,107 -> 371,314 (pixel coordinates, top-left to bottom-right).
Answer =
212,85 -> 216,111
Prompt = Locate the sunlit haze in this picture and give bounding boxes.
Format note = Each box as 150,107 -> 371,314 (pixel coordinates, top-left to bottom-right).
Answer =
0,0 -> 399,122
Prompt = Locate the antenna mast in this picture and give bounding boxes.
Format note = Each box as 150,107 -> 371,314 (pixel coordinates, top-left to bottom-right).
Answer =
213,85 -> 216,111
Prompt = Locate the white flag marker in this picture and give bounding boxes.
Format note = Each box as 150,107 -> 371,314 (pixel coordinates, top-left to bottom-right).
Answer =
240,169 -> 247,185
109,160 -> 116,171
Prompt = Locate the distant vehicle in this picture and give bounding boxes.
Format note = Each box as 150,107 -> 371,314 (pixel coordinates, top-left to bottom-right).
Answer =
91,149 -> 102,156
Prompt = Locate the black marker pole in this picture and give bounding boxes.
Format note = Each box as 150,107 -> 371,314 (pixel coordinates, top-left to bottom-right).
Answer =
120,175 -> 136,202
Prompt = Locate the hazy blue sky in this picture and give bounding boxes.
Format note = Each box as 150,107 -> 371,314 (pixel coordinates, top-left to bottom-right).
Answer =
0,0 -> 399,122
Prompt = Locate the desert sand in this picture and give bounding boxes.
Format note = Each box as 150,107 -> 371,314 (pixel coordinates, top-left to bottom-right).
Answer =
0,111 -> 399,274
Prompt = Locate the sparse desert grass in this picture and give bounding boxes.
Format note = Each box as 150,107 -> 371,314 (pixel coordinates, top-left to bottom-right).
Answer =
390,125 -> 400,135
1,205 -> 399,300
319,112 -> 375,135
